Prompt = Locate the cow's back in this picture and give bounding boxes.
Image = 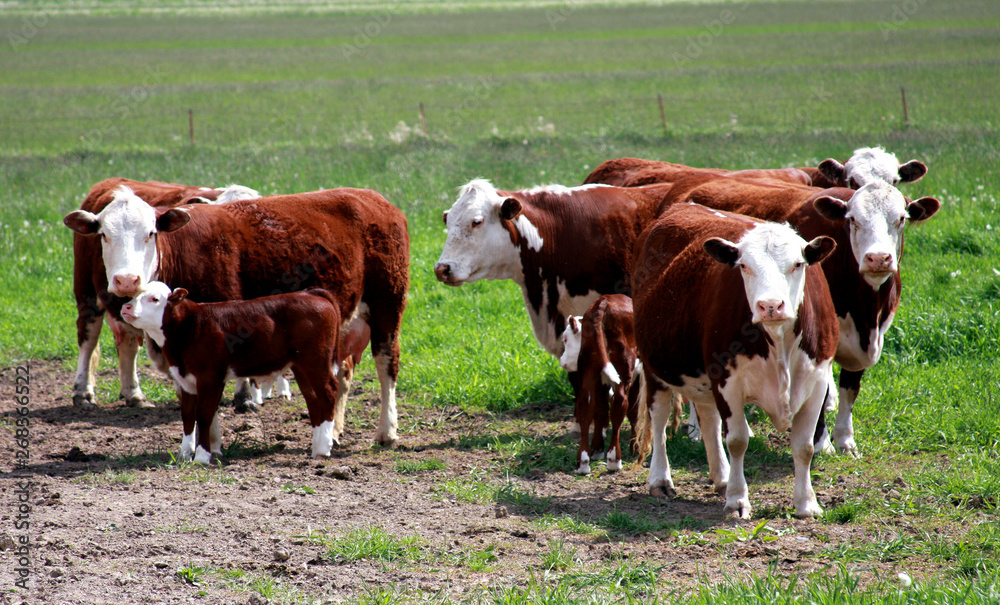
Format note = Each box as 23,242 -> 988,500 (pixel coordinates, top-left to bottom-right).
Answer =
157,188 -> 409,320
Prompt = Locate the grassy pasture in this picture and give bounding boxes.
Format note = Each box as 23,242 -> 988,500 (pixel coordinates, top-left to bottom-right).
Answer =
2,0 -> 1000,602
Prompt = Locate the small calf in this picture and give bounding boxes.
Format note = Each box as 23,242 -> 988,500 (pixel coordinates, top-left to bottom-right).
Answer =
559,294 -> 641,474
123,281 -> 343,463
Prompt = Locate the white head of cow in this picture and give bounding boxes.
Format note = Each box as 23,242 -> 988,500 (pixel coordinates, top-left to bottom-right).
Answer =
704,223 -> 836,326
120,281 -> 186,347
818,146 -> 927,189
559,316 -> 584,372
434,179 -> 544,286
813,181 -> 940,288
63,186 -> 191,297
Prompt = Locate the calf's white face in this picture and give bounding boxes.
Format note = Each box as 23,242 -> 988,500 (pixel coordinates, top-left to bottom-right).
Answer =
559,316 -> 583,372
63,186 -> 191,297
814,181 -> 940,288
434,179 -> 541,286
121,281 -> 176,347
704,223 -> 835,326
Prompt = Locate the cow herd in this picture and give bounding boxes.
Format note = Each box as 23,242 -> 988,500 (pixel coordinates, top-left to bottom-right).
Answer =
62,146 -> 939,518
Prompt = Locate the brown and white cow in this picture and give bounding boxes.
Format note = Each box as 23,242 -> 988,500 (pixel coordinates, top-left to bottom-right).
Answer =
63,185 -> 409,447
433,179 -> 669,359
122,282 -> 346,462
558,294 -> 639,475
582,157 -> 812,188
66,178 -> 261,410
633,204 -> 838,518
583,146 -> 926,191
660,176 -> 940,456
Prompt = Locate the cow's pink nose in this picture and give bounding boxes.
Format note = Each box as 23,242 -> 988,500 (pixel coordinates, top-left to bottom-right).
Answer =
756,299 -> 786,319
434,263 -> 452,282
864,253 -> 893,272
112,274 -> 141,295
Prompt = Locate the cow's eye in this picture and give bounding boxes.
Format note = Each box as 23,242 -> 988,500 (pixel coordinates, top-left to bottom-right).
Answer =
471,218 -> 483,229
791,261 -> 805,273
101,233 -> 110,243
150,296 -> 160,303
146,231 -> 155,242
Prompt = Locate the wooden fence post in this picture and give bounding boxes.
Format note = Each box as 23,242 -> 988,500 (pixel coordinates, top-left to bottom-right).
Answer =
901,86 -> 909,128
188,109 -> 195,145
657,94 -> 667,135
419,102 -> 427,133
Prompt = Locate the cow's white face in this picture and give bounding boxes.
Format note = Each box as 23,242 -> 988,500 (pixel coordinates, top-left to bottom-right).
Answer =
819,146 -> 927,189
63,186 -> 190,297
704,224 -> 835,326
814,181 -> 940,288
121,281 -> 175,346
559,316 -> 583,372
434,179 -> 542,285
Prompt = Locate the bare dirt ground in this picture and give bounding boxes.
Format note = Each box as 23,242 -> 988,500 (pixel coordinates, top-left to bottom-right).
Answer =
1,360 -> 929,604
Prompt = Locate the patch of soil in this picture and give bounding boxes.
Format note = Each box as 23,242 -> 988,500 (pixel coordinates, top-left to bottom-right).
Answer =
0,360 -> 930,604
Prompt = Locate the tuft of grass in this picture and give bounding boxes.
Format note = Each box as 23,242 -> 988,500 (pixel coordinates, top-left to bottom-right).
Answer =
821,501 -> 867,524
309,526 -> 423,565
395,457 -> 446,474
539,538 -> 579,572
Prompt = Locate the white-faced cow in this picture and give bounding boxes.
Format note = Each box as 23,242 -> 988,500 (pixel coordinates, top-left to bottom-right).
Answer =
558,294 -> 640,475
63,186 -> 409,447
633,204 -> 838,519
65,178 -> 263,410
434,179 -> 669,359
806,146 -> 928,189
661,175 -> 940,456
123,282 -> 344,463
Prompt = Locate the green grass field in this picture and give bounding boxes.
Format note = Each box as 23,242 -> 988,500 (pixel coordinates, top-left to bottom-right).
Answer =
3,0 -> 1000,602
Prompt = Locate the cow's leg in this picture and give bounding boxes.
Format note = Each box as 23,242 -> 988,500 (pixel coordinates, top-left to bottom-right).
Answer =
293,365 -> 338,459
646,387 -> 677,499
208,408 -> 223,458
107,315 -> 149,408
179,390 -> 198,462
721,404 -> 752,519
833,369 -> 863,457
194,382 -> 225,465
791,383 -> 826,518
813,378 -> 837,455
695,399 -> 729,493
567,370 -> 583,438
575,387 -> 593,475
371,339 -> 399,447
274,375 -> 292,400
606,383 -> 628,472
72,311 -> 103,409
589,379 -> 609,458
332,359 -> 355,446
686,400 -> 702,441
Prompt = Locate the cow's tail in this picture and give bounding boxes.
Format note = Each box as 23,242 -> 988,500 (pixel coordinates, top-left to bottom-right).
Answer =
632,362 -> 652,470
590,299 -> 620,386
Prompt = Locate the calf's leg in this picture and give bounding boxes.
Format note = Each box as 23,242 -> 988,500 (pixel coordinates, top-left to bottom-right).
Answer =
646,387 -> 677,498
833,369 -> 863,457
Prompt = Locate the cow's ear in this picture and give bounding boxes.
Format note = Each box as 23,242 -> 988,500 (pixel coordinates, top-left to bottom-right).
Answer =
817,158 -> 847,185
499,197 -> 522,221
703,237 -> 740,266
813,196 -> 849,221
156,208 -> 191,233
168,288 -> 189,303
897,160 -> 927,184
63,210 -> 101,235
907,196 -> 941,223
442,210 -> 449,226
804,236 -> 837,265
568,315 -> 581,333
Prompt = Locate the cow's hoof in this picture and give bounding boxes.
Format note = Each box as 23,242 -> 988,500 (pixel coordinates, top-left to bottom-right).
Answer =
606,458 -> 622,472
725,499 -> 752,519
649,484 -> 676,499
72,393 -> 97,410
795,501 -> 823,519
127,397 -> 155,409
375,436 -> 398,449
837,441 -> 860,459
